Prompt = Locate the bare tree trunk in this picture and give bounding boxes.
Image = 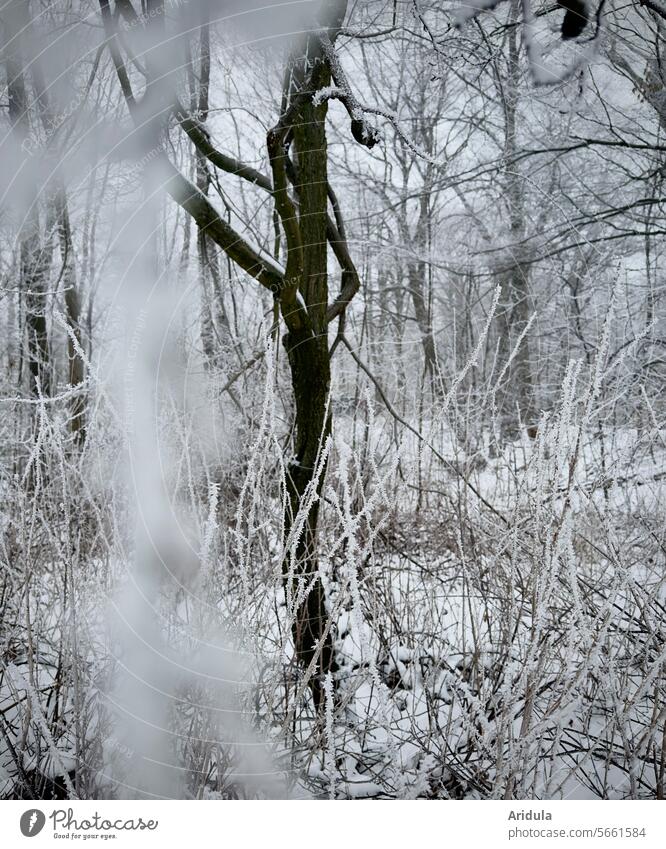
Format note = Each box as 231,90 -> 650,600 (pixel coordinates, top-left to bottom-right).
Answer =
496,1 -> 534,436
408,258 -> 438,383
189,19 -> 230,368
53,191 -> 86,444
497,266 -> 533,429
282,49 -> 337,708
5,0 -> 51,399
399,193 -> 438,389
31,54 -> 87,443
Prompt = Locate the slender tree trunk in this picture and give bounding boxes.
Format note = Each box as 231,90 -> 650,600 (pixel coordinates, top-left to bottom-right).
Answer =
54,191 -> 86,443
497,1 -> 534,435
282,54 -> 337,708
408,259 -> 438,383
30,56 -> 87,443
402,195 -> 438,389
5,0 -> 51,399
190,20 -> 230,368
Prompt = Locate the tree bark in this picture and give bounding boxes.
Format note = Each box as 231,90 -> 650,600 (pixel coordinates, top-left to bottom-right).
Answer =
407,258 -> 438,384
496,1 -> 534,435
5,0 -> 51,399
282,51 -> 337,708
31,55 -> 87,443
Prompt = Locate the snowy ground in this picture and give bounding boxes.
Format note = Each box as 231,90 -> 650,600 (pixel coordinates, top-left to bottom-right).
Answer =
1,396 -> 665,799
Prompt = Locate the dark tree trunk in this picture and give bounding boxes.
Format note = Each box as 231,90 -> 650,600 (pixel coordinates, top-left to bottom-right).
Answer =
54,191 -> 86,444
5,0 -> 51,399
408,259 -> 438,383
31,55 -> 87,443
496,3 -> 534,436
497,266 -> 534,432
282,54 -> 337,708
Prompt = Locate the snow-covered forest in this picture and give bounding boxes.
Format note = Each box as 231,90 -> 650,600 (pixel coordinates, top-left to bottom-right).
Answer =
0,0 -> 665,801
